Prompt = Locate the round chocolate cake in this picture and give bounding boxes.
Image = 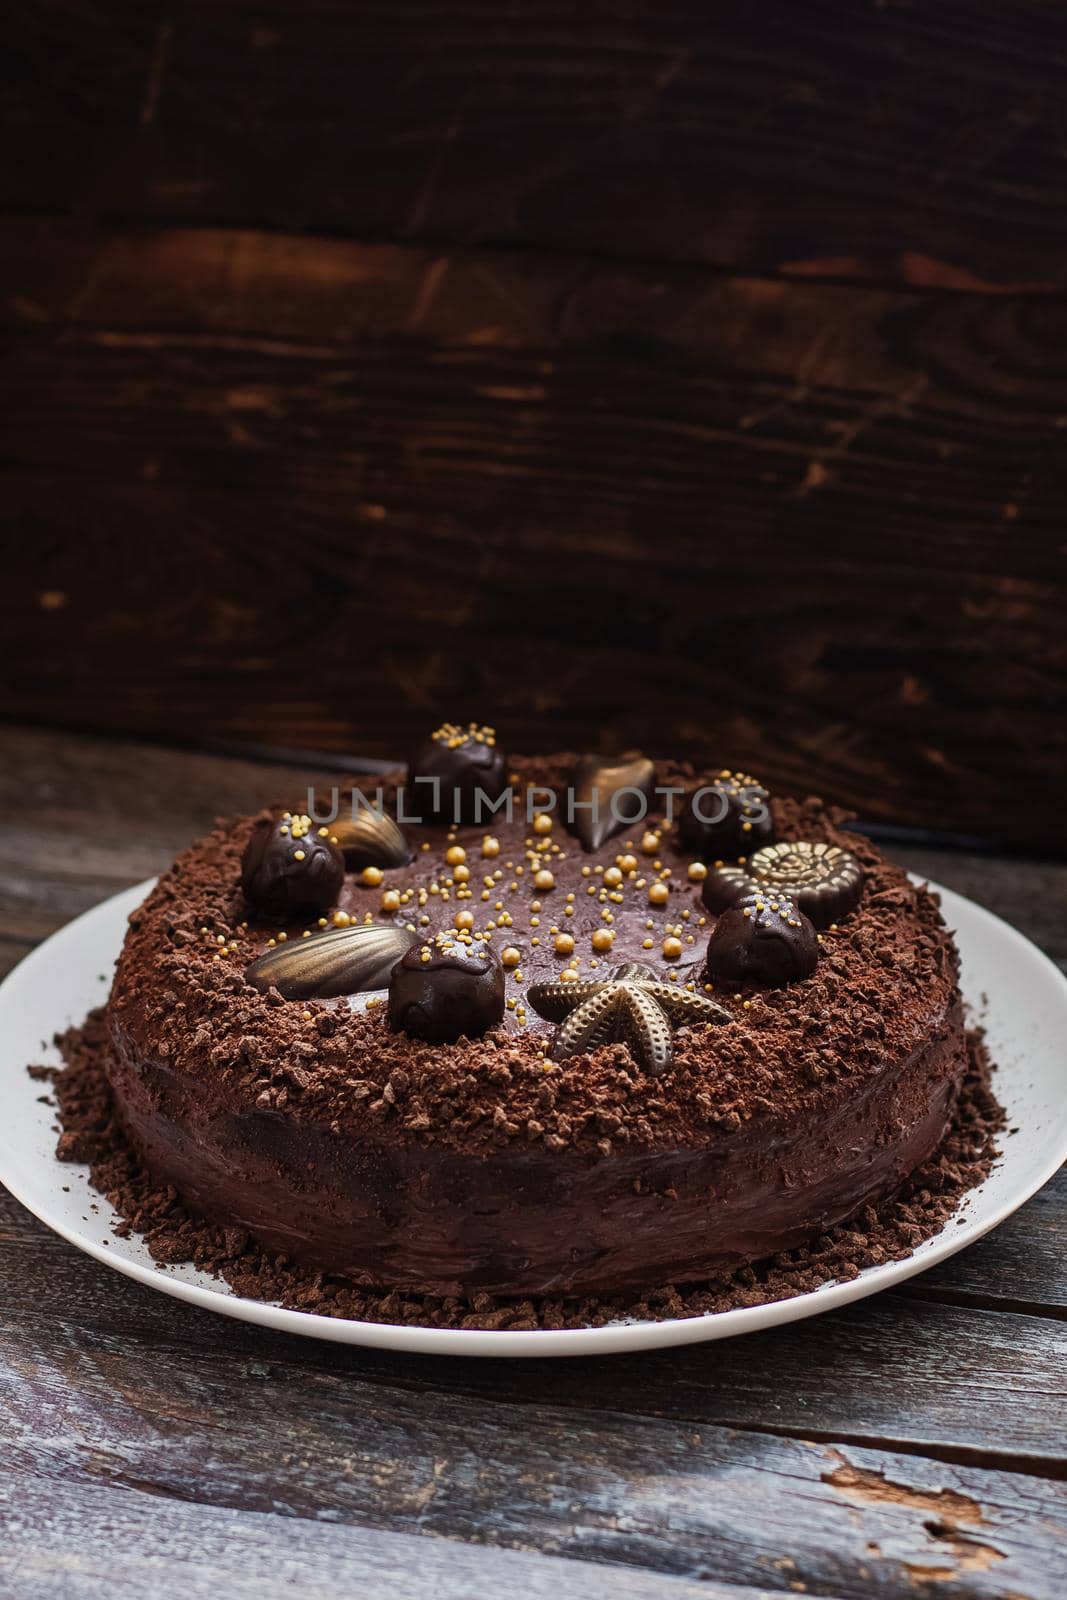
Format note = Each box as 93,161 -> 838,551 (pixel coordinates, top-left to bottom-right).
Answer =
106,741 -> 966,1299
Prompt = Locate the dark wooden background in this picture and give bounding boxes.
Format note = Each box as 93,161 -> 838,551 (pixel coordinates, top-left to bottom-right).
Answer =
2,2 -> 1066,848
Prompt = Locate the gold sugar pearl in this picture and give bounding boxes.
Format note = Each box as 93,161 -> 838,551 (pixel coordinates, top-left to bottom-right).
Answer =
381,889 -> 401,913
591,928 -> 614,952
452,863 -> 470,882
662,936 -> 683,960
332,910 -> 351,928
445,845 -> 467,867
501,946 -> 521,968
617,853 -> 638,874
602,866 -> 623,889
687,861 -> 708,882
454,910 -> 475,931
560,967 -> 579,982
481,836 -> 500,858
640,831 -> 659,854
532,813 -> 553,835
534,869 -> 555,891
648,882 -> 670,906
361,865 -> 384,887
293,850 -> 306,862
554,932 -> 575,957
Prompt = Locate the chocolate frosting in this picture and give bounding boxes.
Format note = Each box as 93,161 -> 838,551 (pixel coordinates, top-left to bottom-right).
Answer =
106,755 -> 966,1298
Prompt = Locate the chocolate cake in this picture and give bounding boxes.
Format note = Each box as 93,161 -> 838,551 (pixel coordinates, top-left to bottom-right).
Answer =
104,740 -> 968,1300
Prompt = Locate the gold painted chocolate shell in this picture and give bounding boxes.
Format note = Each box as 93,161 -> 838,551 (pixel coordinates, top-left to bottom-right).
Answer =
328,809 -> 412,870
245,922 -> 419,999
567,754 -> 656,852
747,840 -> 864,928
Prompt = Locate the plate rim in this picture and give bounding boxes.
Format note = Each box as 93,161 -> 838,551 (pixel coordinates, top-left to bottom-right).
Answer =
1,875 -> 1064,1359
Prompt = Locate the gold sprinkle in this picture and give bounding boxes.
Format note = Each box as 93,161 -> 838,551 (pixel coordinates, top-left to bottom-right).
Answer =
648,882 -> 670,906
532,813 -> 553,835
662,936 -> 683,960
591,928 -> 614,952
534,869 -> 555,891
687,861 -> 708,882
381,889 -> 401,913
554,932 -> 575,957
501,946 -> 521,968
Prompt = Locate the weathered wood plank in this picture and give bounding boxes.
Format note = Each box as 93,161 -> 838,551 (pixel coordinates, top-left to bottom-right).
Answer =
0,1182 -> 1063,1469
2,222 -> 1065,846
8,1 -> 1067,290
1,1476 -> 775,1600
1,1311 -> 1063,1598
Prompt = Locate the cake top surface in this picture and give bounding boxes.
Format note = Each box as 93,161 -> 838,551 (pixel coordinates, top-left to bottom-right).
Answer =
110,753 -> 959,1155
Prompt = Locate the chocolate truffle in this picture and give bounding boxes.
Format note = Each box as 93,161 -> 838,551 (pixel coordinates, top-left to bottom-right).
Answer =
678,771 -> 774,860
409,722 -> 507,825
388,934 -> 505,1043
704,893 -> 818,988
701,864 -> 755,915
240,813 -> 344,919
747,841 -> 864,928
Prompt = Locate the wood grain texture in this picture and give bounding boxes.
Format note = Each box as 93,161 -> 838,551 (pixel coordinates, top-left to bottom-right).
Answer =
7,0 -> 1067,291
2,1180 -> 1064,1470
2,1309 -> 1064,1599
2,222 -> 1065,846
1,1476 -> 782,1600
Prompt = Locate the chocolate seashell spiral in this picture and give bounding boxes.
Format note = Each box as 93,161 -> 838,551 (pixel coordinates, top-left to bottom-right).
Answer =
747,840 -> 864,928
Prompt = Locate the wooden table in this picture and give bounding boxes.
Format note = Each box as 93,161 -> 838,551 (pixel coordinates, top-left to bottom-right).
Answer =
2,726 -> 1064,1598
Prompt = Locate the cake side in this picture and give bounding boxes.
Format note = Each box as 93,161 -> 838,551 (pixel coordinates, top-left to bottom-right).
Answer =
105,755 -> 967,1296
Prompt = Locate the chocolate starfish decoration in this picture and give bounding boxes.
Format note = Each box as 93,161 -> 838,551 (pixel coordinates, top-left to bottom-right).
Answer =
527,961 -> 732,1076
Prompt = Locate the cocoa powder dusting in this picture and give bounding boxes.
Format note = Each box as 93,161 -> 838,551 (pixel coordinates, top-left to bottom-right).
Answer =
41,1009 -> 1004,1332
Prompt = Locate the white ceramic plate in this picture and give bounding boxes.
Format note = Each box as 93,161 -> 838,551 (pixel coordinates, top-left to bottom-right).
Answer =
1,878 -> 1064,1357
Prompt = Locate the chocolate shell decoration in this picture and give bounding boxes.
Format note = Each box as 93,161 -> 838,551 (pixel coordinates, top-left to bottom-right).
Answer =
528,961 -> 731,1076
388,934 -> 504,1043
704,894 -> 818,989
746,841 -> 863,929
245,922 -> 419,1000
566,754 -> 656,852
328,808 -> 411,870
241,813 -> 344,919
410,722 -> 507,825
678,771 -> 774,861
